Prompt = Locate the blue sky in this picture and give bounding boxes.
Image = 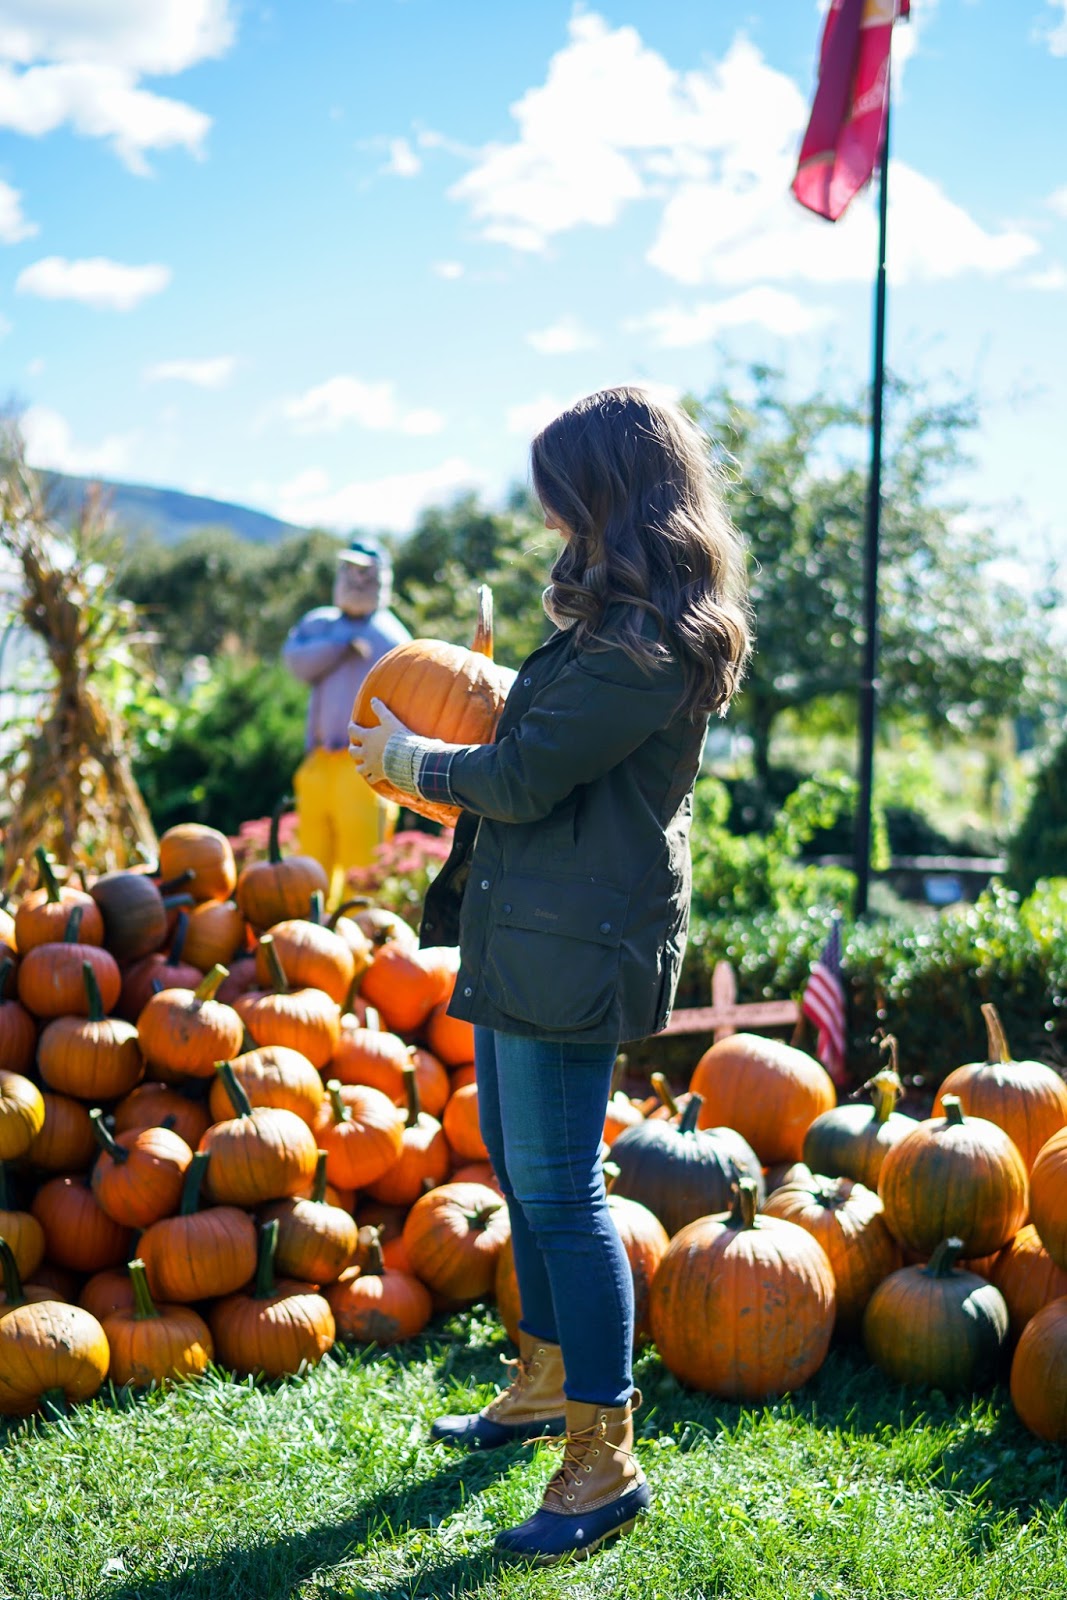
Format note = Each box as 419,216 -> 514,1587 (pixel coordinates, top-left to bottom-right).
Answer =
2,0 -> 1066,589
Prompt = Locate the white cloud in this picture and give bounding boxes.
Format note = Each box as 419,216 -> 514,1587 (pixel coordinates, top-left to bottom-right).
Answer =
0,1 -> 234,172
0,314 -> 11,339
145,355 -> 236,387
526,316 -> 598,355
274,457 -> 484,533
22,403 -> 135,477
626,287 -> 834,347
283,375 -> 444,437
1021,265 -> 1067,291
506,394 -> 569,437
16,255 -> 171,310
1049,185 -> 1067,218
0,179 -> 37,243
432,260 -> 464,279
383,136 -> 421,177
443,12 -> 1037,292
1038,0 -> 1067,55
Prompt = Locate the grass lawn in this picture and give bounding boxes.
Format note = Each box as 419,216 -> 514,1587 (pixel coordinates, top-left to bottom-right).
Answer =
1,1307 -> 1063,1600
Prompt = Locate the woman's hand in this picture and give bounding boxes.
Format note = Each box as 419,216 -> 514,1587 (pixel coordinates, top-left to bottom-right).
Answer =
348,698 -> 412,784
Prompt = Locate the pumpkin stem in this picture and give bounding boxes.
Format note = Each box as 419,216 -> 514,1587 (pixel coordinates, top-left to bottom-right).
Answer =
471,584 -> 494,660
941,1094 -> 965,1127
179,1151 -> 210,1215
464,1201 -> 502,1230
925,1237 -> 966,1277
260,935 -> 290,994
402,1060 -> 421,1128
327,897 -> 372,931
679,1094 -> 703,1135
128,1259 -> 159,1321
254,1218 -> 279,1299
610,1053 -> 628,1096
268,797 -> 292,866
878,1035 -> 900,1079
162,893 -> 195,915
83,961 -> 106,1024
90,1108 -> 128,1165
310,1150 -> 329,1206
869,1068 -> 903,1126
168,911 -> 190,967
308,891 -> 324,926
980,1003 -> 1012,1065
326,1079 -> 350,1126
728,1177 -> 760,1231
158,868 -> 196,895
216,1061 -> 253,1120
362,1226 -> 385,1277
193,965 -> 229,1004
650,1071 -> 679,1118
34,846 -> 62,905
0,1233 -> 26,1308
64,904 -> 84,943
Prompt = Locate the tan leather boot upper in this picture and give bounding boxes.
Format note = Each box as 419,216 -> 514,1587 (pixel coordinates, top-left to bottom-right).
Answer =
539,1391 -> 646,1515
482,1330 -> 567,1425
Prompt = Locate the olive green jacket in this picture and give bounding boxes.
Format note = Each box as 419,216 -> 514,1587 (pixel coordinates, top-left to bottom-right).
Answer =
419,614 -> 708,1044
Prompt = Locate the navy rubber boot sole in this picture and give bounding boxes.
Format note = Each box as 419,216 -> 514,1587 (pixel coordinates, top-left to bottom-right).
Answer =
493,1480 -> 651,1564
430,1411 -> 566,1450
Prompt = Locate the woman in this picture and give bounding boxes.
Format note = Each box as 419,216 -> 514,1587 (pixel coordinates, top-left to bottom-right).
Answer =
349,386 -> 751,1564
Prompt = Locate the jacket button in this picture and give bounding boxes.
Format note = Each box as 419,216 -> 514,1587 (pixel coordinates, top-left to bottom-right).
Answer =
599,921 -> 612,934
523,677 -> 532,686
480,880 -> 489,890
502,903 -> 512,914
463,986 -> 473,997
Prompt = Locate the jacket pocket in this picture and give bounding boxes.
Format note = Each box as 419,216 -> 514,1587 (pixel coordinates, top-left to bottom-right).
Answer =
483,873 -> 628,1033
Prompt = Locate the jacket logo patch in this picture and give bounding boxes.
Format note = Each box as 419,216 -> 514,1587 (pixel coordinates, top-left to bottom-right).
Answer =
533,908 -> 558,921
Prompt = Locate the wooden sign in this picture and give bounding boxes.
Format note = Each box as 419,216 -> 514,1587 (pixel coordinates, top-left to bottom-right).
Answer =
658,959 -> 800,1043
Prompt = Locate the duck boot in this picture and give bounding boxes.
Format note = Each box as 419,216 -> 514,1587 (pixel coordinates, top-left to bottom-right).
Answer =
493,1390 -> 651,1564
431,1331 -> 566,1449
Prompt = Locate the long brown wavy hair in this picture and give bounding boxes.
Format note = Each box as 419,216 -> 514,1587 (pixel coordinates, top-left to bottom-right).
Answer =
531,386 -> 751,718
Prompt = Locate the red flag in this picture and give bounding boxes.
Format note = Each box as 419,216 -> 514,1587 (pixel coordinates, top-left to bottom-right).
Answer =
802,916 -> 849,1086
792,0 -> 910,222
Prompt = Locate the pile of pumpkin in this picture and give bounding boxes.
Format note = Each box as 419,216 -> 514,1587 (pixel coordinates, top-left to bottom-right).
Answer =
1,824 -> 1066,1446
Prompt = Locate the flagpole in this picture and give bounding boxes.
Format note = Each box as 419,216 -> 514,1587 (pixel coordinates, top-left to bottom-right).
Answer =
853,89 -> 891,919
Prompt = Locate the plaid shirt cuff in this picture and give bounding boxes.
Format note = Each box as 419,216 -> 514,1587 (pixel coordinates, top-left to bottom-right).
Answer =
383,733 -> 462,805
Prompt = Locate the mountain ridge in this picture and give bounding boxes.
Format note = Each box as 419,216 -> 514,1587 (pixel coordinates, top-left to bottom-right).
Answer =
40,468 -> 306,546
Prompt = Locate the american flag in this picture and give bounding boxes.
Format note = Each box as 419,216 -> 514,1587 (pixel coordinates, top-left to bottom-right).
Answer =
802,916 -> 849,1086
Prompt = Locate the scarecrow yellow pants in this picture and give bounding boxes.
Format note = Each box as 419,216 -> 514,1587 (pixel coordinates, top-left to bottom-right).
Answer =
292,748 -> 398,908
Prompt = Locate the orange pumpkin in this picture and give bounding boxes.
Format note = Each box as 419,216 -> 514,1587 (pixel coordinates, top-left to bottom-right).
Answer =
14,848 -> 104,953
235,937 -> 341,1070
182,899 -> 245,972
352,586 -> 516,827
761,1174 -> 902,1334
401,1180 -> 510,1304
0,1238 -> 109,1415
0,964 -> 36,1074
604,1091 -> 644,1147
258,1151 -> 358,1285
158,823 -> 237,904
207,1045 -> 325,1129
103,1258 -> 214,1387
360,940 -> 459,1037
364,1064 -> 450,1207
649,1178 -> 836,1399
330,1018 -> 412,1099
38,962 -> 144,1100
877,1096 -> 1029,1259
1009,1297 -> 1067,1441
253,914 -> 355,1008
208,1218 -> 335,1378
934,1005 -> 1067,1173
79,1267 -> 135,1322
986,1224 -> 1067,1341
1029,1125 -> 1067,1271
316,1079 -> 404,1191
407,1047 -> 451,1120
112,1083 -> 212,1151
325,1227 -> 431,1345
17,907 -> 122,1020
199,1062 -> 319,1207
235,802 -> 329,934
32,1173 -> 133,1272
89,1110 -> 193,1229
689,1033 -> 837,1165
0,1162 -> 45,1279
442,1080 -> 488,1162
137,966 -> 245,1081
25,1092 -> 96,1172
138,1151 -> 257,1303
424,1001 -> 475,1068
0,1070 -> 46,1161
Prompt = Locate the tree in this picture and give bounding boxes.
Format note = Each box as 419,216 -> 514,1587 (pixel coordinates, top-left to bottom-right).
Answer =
697,368 -> 1057,779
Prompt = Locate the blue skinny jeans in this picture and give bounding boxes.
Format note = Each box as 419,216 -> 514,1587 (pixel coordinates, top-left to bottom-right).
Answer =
474,1025 -> 633,1407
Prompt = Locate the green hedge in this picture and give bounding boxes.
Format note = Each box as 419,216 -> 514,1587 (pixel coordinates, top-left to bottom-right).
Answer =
676,881 -> 1065,1089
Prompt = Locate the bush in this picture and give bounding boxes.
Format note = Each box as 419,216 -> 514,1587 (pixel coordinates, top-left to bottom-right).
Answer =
1008,733 -> 1067,896
134,659 -> 308,837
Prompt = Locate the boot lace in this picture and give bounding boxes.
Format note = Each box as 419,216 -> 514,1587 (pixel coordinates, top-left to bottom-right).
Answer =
539,1416 -> 639,1507
483,1354 -> 533,1420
